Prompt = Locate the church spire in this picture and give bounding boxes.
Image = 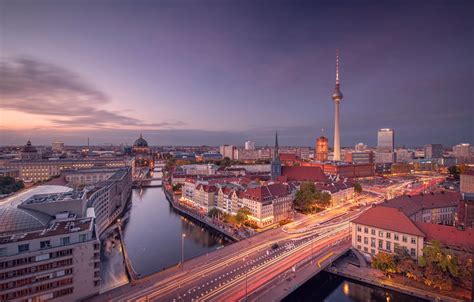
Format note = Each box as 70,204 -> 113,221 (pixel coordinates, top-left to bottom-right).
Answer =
274,131 -> 279,159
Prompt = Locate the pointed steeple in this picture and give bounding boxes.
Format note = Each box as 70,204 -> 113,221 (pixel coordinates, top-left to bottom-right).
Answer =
273,131 -> 279,160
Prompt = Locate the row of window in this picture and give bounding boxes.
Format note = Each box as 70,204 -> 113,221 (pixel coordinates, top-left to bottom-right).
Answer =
0,258 -> 73,281
0,278 -> 73,300
0,249 -> 72,269
0,268 -> 73,290
357,235 -> 417,256
357,226 -> 417,244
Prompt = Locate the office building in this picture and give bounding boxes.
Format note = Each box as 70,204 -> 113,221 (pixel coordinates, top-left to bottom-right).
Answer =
395,148 -> 414,163
354,143 -> 367,152
345,151 -> 374,164
424,144 -> 443,159
219,145 -> 236,160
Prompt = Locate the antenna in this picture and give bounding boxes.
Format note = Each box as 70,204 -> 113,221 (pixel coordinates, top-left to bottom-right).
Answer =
335,48 -> 340,84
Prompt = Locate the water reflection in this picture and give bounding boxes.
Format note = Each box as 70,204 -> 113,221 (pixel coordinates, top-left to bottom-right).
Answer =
120,186 -> 226,277
284,271 -> 427,302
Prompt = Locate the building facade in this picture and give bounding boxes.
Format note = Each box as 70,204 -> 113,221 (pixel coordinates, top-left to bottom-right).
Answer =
315,136 -> 329,162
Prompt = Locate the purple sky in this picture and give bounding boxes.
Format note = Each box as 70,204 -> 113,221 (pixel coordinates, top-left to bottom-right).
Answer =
0,0 -> 473,147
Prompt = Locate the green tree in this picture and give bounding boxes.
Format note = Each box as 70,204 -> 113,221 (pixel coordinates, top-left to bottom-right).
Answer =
419,240 -> 459,290
0,176 -> 24,195
371,252 -> 397,276
208,208 -> 222,219
353,182 -> 363,194
235,207 -> 251,225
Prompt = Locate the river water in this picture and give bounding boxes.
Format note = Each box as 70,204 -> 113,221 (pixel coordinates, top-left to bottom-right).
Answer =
100,175 -> 227,290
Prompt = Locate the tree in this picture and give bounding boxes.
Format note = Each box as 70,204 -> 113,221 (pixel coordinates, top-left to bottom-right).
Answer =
235,207 -> 251,225
419,240 -> 459,290
294,182 -> 332,213
353,182 -> 363,194
208,208 -> 222,219
371,252 -> 397,276
0,176 -> 24,195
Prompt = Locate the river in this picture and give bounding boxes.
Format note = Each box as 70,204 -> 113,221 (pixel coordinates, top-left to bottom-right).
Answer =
100,175 -> 228,290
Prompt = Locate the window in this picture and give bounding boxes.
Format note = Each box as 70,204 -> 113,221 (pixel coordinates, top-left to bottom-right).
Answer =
60,237 -> 70,246
410,248 -> 416,256
0,247 -> 6,257
364,237 -> 368,244
386,241 -> 391,251
357,235 -> 361,243
40,240 -> 51,249
363,247 -> 368,252
364,227 -> 368,234
379,231 -> 383,237
411,237 -> 416,244
402,236 -> 407,243
18,244 -> 29,253
386,232 -> 391,239
394,234 -> 399,241
371,229 -> 376,235
378,240 -> 383,249
357,226 -> 361,232
371,238 -> 376,247
79,234 -> 87,242
371,249 -> 375,255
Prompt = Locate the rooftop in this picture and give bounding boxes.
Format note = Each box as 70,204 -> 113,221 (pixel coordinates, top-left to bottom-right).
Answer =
414,222 -> 474,251
0,217 -> 93,244
0,206 -> 52,235
380,191 -> 461,217
352,206 -> 425,237
23,191 -> 85,205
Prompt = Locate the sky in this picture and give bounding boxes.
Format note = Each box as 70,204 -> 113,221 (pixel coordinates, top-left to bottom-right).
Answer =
0,0 -> 473,147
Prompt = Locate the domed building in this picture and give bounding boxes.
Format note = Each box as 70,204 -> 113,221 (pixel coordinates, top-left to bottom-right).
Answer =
20,140 -> 41,160
132,134 -> 152,167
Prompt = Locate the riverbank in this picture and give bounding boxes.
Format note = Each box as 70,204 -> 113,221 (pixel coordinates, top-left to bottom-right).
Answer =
163,183 -> 242,241
327,254 -> 465,302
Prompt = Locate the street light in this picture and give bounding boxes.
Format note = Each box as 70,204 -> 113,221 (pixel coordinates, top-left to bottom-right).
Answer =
181,233 -> 186,270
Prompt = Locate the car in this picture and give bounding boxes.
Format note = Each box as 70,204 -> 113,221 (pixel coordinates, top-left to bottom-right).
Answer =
271,243 -> 279,250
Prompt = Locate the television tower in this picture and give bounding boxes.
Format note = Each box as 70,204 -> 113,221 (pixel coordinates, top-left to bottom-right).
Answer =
331,49 -> 343,161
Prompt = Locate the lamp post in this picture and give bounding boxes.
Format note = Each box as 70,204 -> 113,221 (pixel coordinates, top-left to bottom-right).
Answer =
181,233 -> 186,270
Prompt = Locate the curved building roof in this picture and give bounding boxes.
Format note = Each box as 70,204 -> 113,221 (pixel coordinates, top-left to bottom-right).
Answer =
133,134 -> 148,147
0,206 -> 52,235
22,140 -> 38,153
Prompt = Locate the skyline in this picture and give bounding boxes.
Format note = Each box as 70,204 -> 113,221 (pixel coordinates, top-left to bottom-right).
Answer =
1,0 -> 473,146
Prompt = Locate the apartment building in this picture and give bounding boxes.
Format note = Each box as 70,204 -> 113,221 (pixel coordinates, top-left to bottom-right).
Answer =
0,208 -> 100,301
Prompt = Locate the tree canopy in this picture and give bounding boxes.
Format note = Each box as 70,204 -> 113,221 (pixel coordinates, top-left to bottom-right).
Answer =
294,182 -> 331,213
0,176 -> 24,195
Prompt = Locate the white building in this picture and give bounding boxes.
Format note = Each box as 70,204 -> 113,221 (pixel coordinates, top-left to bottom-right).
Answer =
219,145 -> 236,160
351,206 -> 425,259
244,141 -> 255,150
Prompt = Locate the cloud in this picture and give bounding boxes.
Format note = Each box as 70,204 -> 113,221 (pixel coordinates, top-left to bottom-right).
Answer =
0,57 -> 184,129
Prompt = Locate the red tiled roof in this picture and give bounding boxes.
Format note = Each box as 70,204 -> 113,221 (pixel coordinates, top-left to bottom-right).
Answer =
243,183 -> 290,202
280,153 -> 298,161
381,192 -> 461,217
414,222 -> 474,251
281,166 -> 327,182
352,206 -> 425,237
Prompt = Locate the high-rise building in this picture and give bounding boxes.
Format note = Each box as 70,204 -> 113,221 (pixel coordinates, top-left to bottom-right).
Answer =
52,141 -> 65,152
453,143 -> 471,158
376,128 -> 395,164
219,145 -> 236,160
377,128 -> 394,152
315,136 -> 329,162
331,49 -> 343,161
244,141 -> 255,150
396,148 -> 415,163
271,132 -> 282,180
424,144 -> 443,159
